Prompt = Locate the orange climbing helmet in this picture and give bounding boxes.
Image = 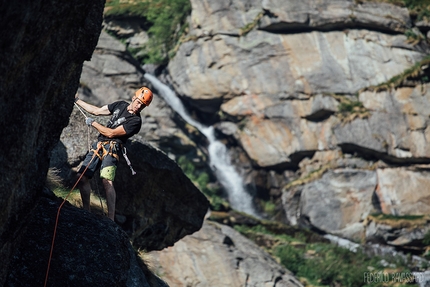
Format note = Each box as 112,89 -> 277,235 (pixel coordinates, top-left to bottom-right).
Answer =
134,86 -> 153,106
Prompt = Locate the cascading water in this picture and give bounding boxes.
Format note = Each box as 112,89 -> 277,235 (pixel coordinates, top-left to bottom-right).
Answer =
144,73 -> 258,217
143,76 -> 430,285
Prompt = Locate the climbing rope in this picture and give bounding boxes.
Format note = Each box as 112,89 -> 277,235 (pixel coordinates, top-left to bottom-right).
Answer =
74,102 -> 107,211
74,102 -> 91,151
44,102 -> 105,286
94,170 -> 106,217
44,150 -> 98,287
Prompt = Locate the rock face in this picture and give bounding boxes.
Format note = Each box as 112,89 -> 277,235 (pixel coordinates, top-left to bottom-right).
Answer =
258,0 -> 411,33
0,0 -> 104,285
168,0 -> 430,171
162,0 -> 430,246
364,214 -> 430,248
6,194 -> 167,287
148,221 -> 303,287
169,0 -> 423,112
114,140 -> 209,251
47,0 -> 430,284
284,168 -> 378,239
375,168 -> 430,215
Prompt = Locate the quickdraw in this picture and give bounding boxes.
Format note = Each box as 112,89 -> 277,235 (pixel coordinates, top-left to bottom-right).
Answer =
122,146 -> 136,175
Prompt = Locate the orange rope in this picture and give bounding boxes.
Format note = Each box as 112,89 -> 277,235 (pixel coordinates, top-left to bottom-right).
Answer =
44,149 -> 99,287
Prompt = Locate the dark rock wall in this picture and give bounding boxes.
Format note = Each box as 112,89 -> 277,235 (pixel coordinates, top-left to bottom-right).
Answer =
0,0 -> 105,284
6,196 -> 131,287
115,141 -> 209,251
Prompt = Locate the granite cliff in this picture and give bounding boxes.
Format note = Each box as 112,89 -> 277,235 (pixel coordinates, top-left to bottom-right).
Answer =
103,0 -> 430,249
165,0 -> 430,246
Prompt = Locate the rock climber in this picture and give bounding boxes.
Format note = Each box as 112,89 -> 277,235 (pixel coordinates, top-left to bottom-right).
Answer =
74,87 -> 153,221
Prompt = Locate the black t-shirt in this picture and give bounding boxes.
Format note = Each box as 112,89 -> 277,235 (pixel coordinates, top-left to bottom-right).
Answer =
97,101 -> 142,144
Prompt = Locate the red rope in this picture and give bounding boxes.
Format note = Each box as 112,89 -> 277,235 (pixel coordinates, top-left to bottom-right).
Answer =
44,150 -> 98,287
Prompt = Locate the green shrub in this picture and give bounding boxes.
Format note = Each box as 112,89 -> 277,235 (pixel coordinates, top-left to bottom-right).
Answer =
196,172 -> 210,191
274,243 -> 410,286
262,200 -> 276,215
423,230 -> 430,245
233,222 -> 416,287
105,0 -> 191,64
177,155 -> 195,175
274,242 -> 411,287
233,224 -> 301,243
356,0 -> 430,21
402,0 -> 430,20
209,196 -> 226,211
177,155 -> 225,210
370,54 -> 430,92
104,0 -> 148,18
276,244 -> 304,274
338,100 -> 364,113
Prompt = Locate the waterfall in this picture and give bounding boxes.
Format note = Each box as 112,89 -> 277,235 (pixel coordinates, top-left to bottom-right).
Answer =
144,73 -> 258,217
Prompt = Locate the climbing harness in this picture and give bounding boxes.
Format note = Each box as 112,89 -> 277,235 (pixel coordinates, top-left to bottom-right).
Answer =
94,141 -> 120,161
92,141 -> 136,176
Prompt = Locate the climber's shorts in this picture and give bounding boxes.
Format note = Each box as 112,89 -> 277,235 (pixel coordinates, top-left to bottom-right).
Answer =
77,141 -> 119,181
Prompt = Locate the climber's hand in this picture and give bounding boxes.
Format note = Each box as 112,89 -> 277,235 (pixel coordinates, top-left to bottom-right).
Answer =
86,117 -> 95,126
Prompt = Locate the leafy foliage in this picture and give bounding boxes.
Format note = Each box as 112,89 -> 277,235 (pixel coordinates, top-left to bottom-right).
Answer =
234,224 -> 413,287
262,200 -> 276,215
366,55 -> 430,92
338,99 -> 365,113
105,0 -> 191,64
333,94 -> 370,124
356,0 -> 430,20
423,230 -> 430,245
405,28 -> 426,44
275,243 -> 402,287
104,0 -> 148,18
177,155 -> 226,210
141,0 -> 191,63
239,12 -> 264,36
403,0 -> 430,20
